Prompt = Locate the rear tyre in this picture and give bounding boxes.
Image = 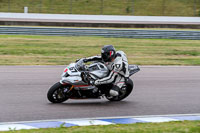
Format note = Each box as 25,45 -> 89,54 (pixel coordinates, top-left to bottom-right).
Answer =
106,79 -> 134,101
47,82 -> 70,103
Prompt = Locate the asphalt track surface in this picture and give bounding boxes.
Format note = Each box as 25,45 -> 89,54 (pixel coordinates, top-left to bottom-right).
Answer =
0,66 -> 200,123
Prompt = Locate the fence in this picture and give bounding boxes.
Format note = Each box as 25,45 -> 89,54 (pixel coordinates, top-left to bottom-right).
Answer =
0,0 -> 200,16
0,26 -> 200,40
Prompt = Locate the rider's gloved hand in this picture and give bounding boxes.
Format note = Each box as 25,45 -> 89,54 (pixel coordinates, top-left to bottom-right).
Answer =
94,80 -> 101,86
75,58 -> 88,63
83,58 -> 88,63
76,58 -> 88,63
89,79 -> 100,86
75,58 -> 80,62
89,80 -> 95,85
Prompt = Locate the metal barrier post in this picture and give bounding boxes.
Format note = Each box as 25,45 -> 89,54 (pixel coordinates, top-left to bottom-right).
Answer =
100,0 -> 104,15
49,0 -> 52,13
8,0 -> 10,12
39,0 -> 42,13
132,0 -> 134,15
69,0 -> 72,14
162,0 -> 166,16
24,7 -> 28,13
193,0 -> 197,16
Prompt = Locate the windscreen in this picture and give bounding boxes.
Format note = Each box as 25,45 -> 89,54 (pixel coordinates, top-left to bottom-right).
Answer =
75,59 -> 84,71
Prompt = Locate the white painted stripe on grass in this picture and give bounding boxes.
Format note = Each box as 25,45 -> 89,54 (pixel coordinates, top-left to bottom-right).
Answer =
1,113 -> 200,125
0,114 -> 200,131
0,124 -> 37,131
61,119 -> 113,126
134,117 -> 178,123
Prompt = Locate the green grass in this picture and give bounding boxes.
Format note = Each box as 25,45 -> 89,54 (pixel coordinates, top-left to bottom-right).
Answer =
2,121 -> 200,133
0,0 -> 199,16
0,35 -> 200,65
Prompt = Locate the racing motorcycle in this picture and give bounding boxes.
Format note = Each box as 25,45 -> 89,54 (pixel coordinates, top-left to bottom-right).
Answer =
47,59 -> 140,103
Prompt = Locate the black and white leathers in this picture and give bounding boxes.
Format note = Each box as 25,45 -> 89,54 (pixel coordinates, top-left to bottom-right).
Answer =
85,51 -> 129,88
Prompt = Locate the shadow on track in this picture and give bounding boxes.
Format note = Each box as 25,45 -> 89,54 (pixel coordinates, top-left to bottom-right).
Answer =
47,100 -> 134,107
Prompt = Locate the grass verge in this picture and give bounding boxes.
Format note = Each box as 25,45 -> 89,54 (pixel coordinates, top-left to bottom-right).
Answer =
0,35 -> 200,65
0,0 -> 199,16
2,121 -> 200,133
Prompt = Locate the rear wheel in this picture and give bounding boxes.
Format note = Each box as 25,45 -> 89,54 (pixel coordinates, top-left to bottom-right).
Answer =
47,82 -> 70,103
106,79 -> 134,101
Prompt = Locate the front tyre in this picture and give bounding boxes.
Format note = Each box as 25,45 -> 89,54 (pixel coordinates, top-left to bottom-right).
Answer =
106,79 -> 134,101
47,82 -> 69,103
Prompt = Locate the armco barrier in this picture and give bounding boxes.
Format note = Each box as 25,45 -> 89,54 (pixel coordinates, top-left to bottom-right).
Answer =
0,26 -> 200,40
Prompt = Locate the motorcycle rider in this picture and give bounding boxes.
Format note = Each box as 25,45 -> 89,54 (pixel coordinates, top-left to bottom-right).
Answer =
82,45 -> 129,97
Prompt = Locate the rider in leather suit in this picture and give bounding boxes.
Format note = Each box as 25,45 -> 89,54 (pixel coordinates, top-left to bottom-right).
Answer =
83,45 -> 129,97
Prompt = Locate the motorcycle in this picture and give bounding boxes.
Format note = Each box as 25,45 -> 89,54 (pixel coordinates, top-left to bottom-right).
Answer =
47,59 -> 140,103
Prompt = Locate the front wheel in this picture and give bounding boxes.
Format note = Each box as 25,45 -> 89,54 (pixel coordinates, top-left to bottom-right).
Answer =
47,82 -> 70,103
106,79 -> 134,101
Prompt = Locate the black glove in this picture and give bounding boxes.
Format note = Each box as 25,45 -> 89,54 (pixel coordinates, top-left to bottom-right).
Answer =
83,58 -> 88,63
89,79 -> 95,86
76,58 -> 88,63
75,58 -> 80,63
